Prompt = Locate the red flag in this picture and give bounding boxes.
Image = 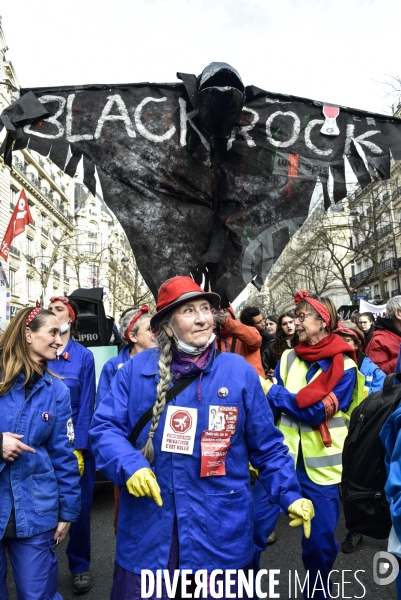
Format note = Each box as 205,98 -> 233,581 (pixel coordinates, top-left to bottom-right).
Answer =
0,189 -> 33,262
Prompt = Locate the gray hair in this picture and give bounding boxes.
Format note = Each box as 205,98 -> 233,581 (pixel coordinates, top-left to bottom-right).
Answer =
386,296 -> 401,320
119,307 -> 153,345
141,311 -> 174,463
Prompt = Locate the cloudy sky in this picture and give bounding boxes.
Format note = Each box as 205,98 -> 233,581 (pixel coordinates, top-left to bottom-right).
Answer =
1,0 -> 400,115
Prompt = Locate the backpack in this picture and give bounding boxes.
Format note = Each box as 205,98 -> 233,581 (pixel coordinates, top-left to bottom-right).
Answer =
341,373 -> 401,539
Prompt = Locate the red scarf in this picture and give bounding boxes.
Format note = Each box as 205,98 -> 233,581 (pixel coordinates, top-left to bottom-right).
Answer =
294,334 -> 356,409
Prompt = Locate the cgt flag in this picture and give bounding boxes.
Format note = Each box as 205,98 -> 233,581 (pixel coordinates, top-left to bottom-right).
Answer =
0,189 -> 33,262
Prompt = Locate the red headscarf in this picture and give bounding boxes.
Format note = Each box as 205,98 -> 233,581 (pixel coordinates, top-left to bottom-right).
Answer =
49,296 -> 76,323
124,305 -> 149,343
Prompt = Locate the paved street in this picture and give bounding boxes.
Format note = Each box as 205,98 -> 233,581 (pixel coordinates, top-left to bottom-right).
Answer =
6,482 -> 398,599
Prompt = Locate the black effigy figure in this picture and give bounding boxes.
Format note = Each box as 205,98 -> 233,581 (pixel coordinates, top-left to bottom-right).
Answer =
1,62 -> 401,302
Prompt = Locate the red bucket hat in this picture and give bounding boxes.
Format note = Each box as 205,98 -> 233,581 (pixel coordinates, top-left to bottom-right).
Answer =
150,276 -> 220,330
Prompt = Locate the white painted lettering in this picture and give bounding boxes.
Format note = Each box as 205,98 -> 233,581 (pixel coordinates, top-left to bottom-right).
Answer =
66,94 -> 94,142
227,107 -> 259,150
178,98 -> 210,150
345,124 -> 382,155
24,95 -> 66,139
94,94 -> 136,139
305,119 -> 332,156
135,96 -> 176,143
266,111 -> 300,148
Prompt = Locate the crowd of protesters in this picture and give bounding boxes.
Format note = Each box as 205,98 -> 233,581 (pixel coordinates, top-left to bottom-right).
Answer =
3,286 -> 401,599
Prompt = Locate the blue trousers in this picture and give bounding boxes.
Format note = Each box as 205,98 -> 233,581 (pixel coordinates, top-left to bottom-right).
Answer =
0,530 -> 62,600
252,480 -> 280,571
296,456 -> 340,600
66,451 -> 96,574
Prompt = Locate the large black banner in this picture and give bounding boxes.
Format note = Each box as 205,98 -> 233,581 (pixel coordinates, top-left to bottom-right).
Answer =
2,62 -> 401,303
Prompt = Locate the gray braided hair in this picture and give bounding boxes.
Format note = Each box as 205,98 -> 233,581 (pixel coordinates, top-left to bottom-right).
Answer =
141,313 -> 173,463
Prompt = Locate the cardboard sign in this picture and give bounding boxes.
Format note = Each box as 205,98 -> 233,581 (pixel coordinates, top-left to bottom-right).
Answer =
161,405 -> 198,455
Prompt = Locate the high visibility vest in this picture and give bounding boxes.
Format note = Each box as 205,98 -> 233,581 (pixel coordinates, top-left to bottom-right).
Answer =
278,349 -> 365,485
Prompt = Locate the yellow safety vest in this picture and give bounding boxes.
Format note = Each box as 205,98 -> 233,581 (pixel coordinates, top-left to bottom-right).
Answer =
278,348 -> 365,485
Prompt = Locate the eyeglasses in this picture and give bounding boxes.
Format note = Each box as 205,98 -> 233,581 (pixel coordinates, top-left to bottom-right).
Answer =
294,312 -> 313,323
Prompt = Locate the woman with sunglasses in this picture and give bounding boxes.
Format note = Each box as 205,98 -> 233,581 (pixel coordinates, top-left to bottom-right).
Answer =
266,290 -> 363,600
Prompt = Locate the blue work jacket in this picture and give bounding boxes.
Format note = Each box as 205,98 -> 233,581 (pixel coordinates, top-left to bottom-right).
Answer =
359,354 -> 386,395
48,339 -> 96,450
380,404 -> 401,538
90,347 -> 301,573
0,372 -> 81,539
268,357 -> 356,425
96,345 -> 131,408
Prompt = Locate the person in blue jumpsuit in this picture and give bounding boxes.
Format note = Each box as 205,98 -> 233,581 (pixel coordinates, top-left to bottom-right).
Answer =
380,402 -> 401,598
0,306 -> 81,600
96,304 -> 157,534
266,291 -> 358,600
48,296 -> 96,595
96,304 -> 157,408
90,276 -> 314,600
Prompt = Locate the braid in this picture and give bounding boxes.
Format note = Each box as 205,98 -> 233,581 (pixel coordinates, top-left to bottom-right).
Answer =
141,325 -> 173,463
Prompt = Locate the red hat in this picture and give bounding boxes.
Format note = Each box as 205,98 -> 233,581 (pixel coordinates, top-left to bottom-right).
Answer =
150,276 -> 220,329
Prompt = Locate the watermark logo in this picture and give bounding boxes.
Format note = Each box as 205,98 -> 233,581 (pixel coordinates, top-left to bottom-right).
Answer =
373,551 -> 399,586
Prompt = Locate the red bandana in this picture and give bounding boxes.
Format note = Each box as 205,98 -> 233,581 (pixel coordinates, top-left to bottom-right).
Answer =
124,305 -> 149,343
294,289 -> 331,330
49,296 -> 76,323
334,320 -> 360,342
26,301 -> 42,327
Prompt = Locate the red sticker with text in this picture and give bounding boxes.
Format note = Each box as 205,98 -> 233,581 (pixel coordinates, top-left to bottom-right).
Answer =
200,430 -> 231,477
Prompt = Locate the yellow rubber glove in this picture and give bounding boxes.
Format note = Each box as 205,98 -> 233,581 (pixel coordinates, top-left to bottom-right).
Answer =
126,468 -> 163,506
73,449 -> 84,477
287,498 -> 315,538
249,463 -> 259,482
259,376 -> 273,394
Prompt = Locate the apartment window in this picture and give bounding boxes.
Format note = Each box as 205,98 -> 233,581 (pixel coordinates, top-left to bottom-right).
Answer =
26,276 -> 33,299
392,278 -> 398,290
384,281 -> 389,293
27,237 -> 33,256
356,262 -> 361,273
351,263 -> 355,276
10,187 -> 18,208
63,259 -> 67,276
89,243 -> 97,253
364,259 -> 369,270
9,268 -> 16,295
374,284 -> 379,296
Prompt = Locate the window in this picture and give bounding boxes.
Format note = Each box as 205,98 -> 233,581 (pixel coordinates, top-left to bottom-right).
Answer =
351,263 -> 355,276
392,278 -> 398,290
374,284 -> 379,296
63,259 -> 67,276
10,187 -> 18,208
26,276 -> 32,299
89,243 -> 97,253
26,237 -> 33,257
356,262 -> 361,273
364,259 -> 369,270
384,281 -> 389,292
9,268 -> 16,295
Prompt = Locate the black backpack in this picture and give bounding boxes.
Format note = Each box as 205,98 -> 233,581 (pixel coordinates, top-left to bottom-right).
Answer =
341,373 -> 401,539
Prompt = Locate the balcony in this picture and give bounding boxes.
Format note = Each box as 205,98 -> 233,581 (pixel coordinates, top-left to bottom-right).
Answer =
26,255 -> 35,266
28,220 -> 35,228
41,262 -> 48,273
53,270 -> 60,279
353,223 -> 393,253
64,275 -> 69,283
9,245 -> 20,257
391,289 -> 401,297
350,257 -> 401,286
88,232 -> 98,239
41,227 -> 49,237
14,157 -> 28,175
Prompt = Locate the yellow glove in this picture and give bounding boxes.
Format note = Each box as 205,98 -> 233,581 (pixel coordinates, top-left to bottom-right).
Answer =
287,498 -> 314,538
73,449 -> 84,477
249,463 -> 259,482
259,376 -> 273,394
126,468 -> 162,507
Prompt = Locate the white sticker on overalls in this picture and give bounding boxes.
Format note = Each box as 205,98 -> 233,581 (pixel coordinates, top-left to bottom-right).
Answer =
161,405 -> 198,455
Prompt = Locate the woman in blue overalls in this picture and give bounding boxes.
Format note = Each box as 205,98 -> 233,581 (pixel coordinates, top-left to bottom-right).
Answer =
0,306 -> 81,600
90,276 -> 314,600
48,296 -> 96,595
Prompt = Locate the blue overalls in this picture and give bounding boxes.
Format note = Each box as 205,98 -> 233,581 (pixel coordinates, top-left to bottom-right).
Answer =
48,339 -> 96,575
